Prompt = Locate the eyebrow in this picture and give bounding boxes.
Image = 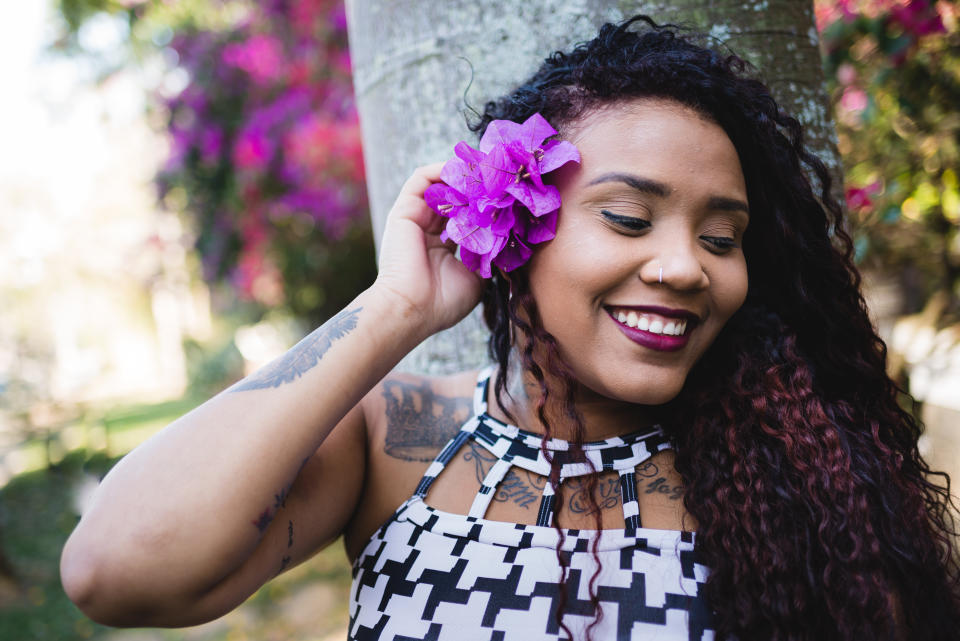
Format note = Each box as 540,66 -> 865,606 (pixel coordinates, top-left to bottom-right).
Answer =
587,172 -> 669,197
587,171 -> 750,217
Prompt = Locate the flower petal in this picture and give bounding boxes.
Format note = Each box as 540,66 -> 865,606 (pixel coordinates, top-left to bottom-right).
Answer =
424,183 -> 465,214
493,234 -> 533,272
538,140 -> 581,174
506,182 -> 561,217
524,209 -> 558,244
519,113 -> 557,151
490,204 -> 516,236
479,144 -> 517,199
478,119 -> 524,154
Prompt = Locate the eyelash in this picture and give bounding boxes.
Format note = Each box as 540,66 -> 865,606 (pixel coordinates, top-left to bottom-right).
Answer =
600,210 -> 740,253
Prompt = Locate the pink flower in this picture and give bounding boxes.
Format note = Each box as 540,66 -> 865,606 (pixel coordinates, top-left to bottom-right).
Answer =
840,86 -> 869,113
836,63 -> 857,86
890,0 -> 946,38
424,113 -> 580,278
233,129 -> 272,170
222,34 -> 285,85
845,180 -> 882,211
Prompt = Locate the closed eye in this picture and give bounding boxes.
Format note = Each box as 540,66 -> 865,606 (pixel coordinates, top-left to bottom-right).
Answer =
701,236 -> 739,253
601,210 -> 650,232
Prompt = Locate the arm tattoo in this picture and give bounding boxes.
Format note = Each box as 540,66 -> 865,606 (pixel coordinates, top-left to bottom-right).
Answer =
232,307 -> 361,391
383,379 -> 471,462
252,508 -> 273,533
276,521 -> 294,576
252,457 -> 309,532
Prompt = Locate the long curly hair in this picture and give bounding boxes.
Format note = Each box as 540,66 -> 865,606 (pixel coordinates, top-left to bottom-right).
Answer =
474,16 -> 960,641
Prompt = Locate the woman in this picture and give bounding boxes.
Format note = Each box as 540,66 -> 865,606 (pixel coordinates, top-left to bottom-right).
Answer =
61,17 -> 960,641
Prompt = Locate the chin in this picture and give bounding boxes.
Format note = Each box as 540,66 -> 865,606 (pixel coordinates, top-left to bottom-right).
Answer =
584,372 -> 688,407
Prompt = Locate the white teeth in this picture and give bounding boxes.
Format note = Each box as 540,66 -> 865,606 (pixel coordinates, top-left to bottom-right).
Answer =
613,308 -> 691,336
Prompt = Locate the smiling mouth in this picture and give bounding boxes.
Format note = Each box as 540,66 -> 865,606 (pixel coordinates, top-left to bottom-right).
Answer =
605,306 -> 698,336
605,306 -> 699,351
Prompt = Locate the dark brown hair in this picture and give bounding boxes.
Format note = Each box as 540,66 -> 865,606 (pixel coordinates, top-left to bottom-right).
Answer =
476,16 -> 960,641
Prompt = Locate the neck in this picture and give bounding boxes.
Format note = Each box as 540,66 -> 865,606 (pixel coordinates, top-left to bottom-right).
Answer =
492,348 -> 659,441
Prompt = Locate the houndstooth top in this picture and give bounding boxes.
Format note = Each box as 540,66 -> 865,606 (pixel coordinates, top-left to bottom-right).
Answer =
348,367 -> 716,641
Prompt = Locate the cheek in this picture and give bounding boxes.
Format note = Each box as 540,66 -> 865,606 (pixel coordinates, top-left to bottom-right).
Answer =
713,258 -> 749,320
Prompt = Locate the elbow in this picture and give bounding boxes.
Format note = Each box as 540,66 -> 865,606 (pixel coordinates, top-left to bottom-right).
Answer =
60,532 -> 155,627
60,535 -> 112,625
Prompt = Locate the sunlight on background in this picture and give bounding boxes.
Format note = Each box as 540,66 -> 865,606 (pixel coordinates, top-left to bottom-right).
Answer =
0,4 -> 355,639
0,3 -> 211,485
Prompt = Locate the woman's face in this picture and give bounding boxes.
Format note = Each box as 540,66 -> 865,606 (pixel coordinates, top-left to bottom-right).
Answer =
527,99 -> 749,406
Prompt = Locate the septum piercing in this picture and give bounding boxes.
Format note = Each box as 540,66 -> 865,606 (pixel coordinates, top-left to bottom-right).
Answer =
658,264 -> 663,284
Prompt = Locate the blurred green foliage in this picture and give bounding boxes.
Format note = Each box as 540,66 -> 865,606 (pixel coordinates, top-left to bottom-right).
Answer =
0,448 -> 352,641
817,0 -> 959,310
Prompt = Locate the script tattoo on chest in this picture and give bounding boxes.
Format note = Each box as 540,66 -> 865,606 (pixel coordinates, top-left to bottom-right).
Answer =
231,307 -> 361,391
463,443 -> 546,509
463,442 -> 684,513
383,379 -> 472,462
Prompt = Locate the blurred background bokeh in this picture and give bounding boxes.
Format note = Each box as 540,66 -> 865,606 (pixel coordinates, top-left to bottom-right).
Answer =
0,0 -> 956,639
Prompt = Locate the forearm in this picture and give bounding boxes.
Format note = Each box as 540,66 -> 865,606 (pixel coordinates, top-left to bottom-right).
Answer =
60,285 -> 427,615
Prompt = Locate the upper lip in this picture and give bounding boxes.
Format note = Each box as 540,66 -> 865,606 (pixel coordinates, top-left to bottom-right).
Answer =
604,304 -> 702,327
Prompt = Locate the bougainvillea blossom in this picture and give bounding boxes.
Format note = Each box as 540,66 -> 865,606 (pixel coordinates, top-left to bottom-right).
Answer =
158,0 -> 368,307
424,113 -> 580,278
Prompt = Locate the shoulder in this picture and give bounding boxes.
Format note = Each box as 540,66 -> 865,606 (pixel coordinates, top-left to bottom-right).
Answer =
361,368 -> 484,463
344,368 -> 486,557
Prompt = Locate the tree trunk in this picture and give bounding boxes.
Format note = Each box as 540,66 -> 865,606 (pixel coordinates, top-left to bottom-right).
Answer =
346,0 -> 837,375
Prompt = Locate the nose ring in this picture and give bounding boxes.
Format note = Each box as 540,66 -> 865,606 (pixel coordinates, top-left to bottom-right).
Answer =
658,264 -> 663,284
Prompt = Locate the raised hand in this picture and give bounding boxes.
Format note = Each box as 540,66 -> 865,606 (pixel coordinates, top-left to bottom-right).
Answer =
374,163 -> 485,336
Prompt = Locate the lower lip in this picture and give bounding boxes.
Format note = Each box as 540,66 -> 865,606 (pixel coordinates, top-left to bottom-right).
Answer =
608,312 -> 692,352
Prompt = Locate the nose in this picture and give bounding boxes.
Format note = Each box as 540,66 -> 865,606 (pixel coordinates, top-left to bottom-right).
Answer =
639,239 -> 709,291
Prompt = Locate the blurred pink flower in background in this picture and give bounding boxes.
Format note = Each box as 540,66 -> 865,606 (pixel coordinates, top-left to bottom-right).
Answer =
840,86 -> 869,113
233,128 -> 272,171
845,180 -> 883,212
222,34 -> 285,85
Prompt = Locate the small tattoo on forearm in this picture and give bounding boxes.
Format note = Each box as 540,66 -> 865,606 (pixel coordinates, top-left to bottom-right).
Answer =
232,307 -> 361,391
278,555 -> 291,574
252,508 -> 273,533
383,379 -> 471,462
287,520 -> 294,547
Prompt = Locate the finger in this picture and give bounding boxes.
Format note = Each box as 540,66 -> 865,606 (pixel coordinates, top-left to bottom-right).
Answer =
399,162 -> 445,198
423,209 -> 448,236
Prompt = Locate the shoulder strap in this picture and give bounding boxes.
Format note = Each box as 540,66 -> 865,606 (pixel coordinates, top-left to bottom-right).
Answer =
473,365 -> 494,416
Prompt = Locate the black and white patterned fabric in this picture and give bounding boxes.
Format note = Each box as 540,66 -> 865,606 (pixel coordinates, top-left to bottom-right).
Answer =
350,367 -> 716,640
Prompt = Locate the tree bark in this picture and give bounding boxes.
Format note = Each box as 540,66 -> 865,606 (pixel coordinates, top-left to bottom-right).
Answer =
346,0 -> 838,375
